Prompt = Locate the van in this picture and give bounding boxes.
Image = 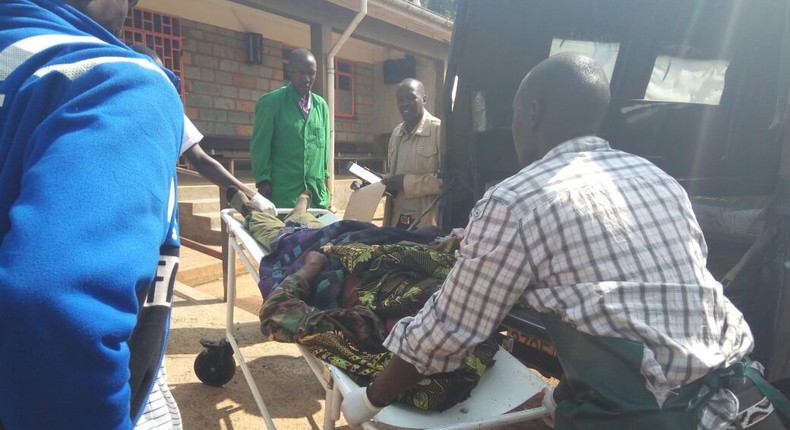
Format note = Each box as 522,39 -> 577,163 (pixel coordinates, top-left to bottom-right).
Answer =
441,0 -> 790,387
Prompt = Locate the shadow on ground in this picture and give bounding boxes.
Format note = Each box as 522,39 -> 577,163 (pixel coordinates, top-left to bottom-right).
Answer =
171,353 -> 327,429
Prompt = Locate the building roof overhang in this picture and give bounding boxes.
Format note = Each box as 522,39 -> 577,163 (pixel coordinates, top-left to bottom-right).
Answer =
328,0 -> 453,44
228,0 -> 453,59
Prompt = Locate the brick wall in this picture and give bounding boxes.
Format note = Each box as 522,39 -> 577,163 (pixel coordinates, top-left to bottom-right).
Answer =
180,19 -> 376,146
181,19 -> 283,138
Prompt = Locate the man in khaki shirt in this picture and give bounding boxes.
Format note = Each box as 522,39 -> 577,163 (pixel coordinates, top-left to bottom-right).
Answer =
381,79 -> 443,228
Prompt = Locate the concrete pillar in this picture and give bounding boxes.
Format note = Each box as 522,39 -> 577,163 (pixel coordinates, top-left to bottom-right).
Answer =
434,58 -> 446,117
310,22 -> 332,97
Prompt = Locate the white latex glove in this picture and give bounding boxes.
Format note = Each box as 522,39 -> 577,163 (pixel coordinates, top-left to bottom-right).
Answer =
341,386 -> 383,428
249,193 -> 277,216
541,386 -> 557,429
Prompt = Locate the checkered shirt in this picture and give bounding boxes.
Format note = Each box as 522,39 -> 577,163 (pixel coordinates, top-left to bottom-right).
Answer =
383,136 -> 754,428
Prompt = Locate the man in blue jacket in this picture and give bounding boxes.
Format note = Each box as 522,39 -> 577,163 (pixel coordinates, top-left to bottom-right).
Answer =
0,1 -> 184,429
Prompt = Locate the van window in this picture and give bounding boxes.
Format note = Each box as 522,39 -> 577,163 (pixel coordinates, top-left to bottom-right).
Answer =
644,56 -> 729,105
550,39 -> 620,81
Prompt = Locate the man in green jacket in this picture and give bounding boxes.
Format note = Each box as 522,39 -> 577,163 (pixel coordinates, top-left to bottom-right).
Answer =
250,48 -> 330,209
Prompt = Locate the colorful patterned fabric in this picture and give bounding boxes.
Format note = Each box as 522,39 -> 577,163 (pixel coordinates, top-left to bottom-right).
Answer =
260,240 -> 500,411
257,220 -> 444,309
325,240 -> 458,319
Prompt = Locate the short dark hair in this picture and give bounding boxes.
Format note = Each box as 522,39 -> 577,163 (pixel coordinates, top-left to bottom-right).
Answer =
397,78 -> 425,98
287,48 -> 316,65
518,53 -> 611,134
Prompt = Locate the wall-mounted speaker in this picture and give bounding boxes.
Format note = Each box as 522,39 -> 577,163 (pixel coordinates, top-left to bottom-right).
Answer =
383,54 -> 416,84
245,32 -> 263,65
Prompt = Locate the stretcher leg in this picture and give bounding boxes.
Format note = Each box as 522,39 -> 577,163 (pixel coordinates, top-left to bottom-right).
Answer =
322,379 -> 338,430
225,231 -> 277,430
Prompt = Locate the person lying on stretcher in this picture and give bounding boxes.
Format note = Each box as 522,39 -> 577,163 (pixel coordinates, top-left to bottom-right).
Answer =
227,186 -> 495,412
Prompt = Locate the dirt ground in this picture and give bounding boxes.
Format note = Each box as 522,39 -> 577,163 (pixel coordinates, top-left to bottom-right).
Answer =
167,277 -> 554,430
167,282 -> 338,429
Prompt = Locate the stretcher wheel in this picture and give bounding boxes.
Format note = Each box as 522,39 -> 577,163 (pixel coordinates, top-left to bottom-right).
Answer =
194,337 -> 236,387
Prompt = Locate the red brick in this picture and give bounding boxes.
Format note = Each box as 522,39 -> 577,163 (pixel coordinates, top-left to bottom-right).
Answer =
236,124 -> 253,136
232,75 -> 257,88
272,69 -> 283,81
236,100 -> 255,112
185,107 -> 199,119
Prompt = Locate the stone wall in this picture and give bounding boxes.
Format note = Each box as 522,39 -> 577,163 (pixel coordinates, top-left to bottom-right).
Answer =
179,18 -> 376,145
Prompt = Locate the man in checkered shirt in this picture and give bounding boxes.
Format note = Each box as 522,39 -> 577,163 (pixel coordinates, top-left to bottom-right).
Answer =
340,53 -> 789,429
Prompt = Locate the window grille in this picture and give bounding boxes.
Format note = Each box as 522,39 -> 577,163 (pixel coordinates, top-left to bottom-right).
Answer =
335,58 -> 355,118
122,8 -> 184,104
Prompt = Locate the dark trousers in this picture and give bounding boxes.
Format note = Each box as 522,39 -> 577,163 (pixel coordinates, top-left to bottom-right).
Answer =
543,313 -> 788,430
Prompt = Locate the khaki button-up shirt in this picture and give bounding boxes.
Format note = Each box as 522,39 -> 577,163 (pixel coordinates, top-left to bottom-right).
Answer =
385,110 -> 442,228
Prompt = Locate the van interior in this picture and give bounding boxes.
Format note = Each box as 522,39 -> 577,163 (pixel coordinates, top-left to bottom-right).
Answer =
441,0 -> 790,384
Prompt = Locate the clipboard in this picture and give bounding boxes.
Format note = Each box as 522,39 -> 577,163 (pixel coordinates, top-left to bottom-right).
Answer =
342,182 -> 386,222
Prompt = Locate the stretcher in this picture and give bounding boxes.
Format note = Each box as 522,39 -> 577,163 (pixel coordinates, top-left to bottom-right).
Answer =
198,207 -> 550,430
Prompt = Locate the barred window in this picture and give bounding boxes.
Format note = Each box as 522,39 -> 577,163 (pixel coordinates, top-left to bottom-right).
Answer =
335,58 -> 355,118
122,8 -> 184,104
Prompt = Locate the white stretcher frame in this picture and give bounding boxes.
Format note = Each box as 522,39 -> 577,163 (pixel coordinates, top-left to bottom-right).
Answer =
220,208 -> 550,430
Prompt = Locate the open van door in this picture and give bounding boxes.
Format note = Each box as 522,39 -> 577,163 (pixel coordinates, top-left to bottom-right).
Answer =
441,0 -> 790,386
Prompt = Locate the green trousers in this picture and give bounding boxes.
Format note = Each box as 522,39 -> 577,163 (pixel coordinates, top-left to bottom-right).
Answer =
244,210 -> 323,252
544,314 -> 712,430
543,313 -> 789,430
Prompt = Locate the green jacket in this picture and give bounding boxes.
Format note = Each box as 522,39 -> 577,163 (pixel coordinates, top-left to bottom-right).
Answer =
250,84 -> 330,209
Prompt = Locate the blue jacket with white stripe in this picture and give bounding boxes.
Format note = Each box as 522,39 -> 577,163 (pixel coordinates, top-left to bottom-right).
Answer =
0,1 -> 184,428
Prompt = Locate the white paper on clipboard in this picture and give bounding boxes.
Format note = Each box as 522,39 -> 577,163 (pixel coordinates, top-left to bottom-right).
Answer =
346,161 -> 382,184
